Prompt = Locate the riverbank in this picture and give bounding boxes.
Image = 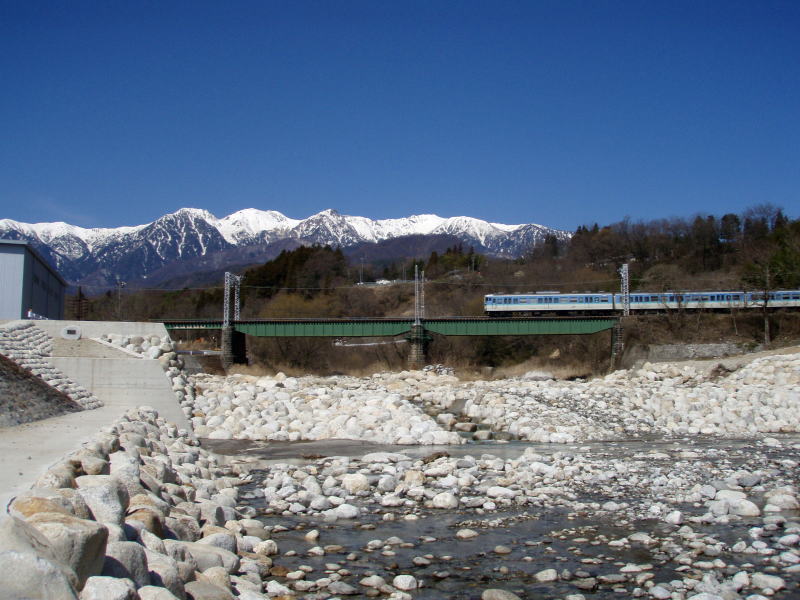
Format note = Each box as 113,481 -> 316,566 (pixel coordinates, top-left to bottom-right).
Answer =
1,341 -> 799,599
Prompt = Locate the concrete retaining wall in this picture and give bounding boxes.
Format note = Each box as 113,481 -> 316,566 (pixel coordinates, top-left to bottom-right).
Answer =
50,356 -> 189,429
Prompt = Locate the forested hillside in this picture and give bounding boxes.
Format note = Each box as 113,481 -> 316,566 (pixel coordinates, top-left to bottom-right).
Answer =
67,204 -> 800,373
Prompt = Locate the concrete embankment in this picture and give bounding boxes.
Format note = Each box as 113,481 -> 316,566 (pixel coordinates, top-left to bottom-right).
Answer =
0,319 -> 189,512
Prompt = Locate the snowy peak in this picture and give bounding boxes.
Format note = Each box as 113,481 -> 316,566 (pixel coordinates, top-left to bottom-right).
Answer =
0,207 -> 569,285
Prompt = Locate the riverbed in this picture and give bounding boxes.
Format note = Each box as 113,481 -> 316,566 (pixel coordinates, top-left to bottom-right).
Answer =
200,435 -> 800,599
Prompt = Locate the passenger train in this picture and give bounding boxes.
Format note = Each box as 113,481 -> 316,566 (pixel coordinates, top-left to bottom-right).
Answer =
484,290 -> 800,316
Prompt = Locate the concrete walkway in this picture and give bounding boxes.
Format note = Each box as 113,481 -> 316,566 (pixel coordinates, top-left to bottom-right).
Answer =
0,320 -> 189,512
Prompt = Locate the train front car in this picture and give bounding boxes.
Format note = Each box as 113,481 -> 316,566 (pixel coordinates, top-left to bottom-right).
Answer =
484,292 -> 615,316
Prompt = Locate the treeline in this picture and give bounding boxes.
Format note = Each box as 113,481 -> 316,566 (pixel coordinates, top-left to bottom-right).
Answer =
565,204 -> 799,290
68,204 -> 800,323
65,205 -> 800,372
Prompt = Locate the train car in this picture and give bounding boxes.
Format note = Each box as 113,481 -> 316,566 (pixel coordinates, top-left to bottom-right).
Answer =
484,292 -> 615,315
484,290 -> 800,316
748,290 -> 800,309
615,291 -> 751,312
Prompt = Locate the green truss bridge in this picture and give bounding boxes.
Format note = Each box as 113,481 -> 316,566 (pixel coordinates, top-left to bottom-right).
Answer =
164,317 -> 617,337
163,316 -> 620,369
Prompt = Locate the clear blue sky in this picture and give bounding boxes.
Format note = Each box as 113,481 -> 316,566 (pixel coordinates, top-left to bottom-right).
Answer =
1,1 -> 798,231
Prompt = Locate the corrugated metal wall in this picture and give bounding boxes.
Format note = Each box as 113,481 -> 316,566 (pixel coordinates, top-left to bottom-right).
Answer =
0,247 -> 25,319
25,252 -> 65,319
0,244 -> 66,320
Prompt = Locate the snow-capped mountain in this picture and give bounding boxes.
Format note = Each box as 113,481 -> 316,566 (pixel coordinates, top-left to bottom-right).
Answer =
0,208 -> 570,286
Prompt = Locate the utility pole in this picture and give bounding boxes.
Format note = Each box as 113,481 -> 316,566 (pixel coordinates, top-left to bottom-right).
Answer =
409,266 -> 427,368
222,272 -> 244,371
414,265 -> 421,325
223,272 -> 242,327
612,263 -> 630,370
619,263 -> 630,317
116,280 -> 126,320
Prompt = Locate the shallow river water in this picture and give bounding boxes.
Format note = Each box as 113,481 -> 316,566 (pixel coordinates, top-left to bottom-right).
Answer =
201,436 -> 800,599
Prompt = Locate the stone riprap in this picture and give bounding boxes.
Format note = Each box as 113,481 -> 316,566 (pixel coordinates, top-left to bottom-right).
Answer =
184,353 -> 800,446
0,322 -> 102,411
440,354 -> 800,442
186,371 -> 464,445
0,352 -> 82,427
0,407 -> 272,599
100,334 -> 181,369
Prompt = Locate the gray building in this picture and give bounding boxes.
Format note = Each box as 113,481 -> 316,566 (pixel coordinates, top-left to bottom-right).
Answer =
0,240 -> 67,320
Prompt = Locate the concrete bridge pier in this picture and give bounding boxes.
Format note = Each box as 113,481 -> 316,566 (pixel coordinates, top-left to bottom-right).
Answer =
221,326 -> 247,371
407,325 -> 429,369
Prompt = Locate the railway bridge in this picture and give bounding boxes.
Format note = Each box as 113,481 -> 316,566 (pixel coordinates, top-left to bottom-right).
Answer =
162,316 -> 620,370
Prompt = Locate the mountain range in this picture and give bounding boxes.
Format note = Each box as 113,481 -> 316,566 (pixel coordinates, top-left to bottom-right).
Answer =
0,208 -> 570,287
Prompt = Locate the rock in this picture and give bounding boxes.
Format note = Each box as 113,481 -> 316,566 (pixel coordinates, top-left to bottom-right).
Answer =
27,512 -> 109,588
341,473 -> 370,493
664,510 -> 683,525
253,540 -> 278,556
360,575 -> 387,588
486,486 -> 516,499
456,528 -> 479,539
235,592 -> 267,600
9,495 -> 73,519
103,541 -> 150,588
766,493 -> 799,509
199,566 -> 230,591
751,572 -> 785,591
432,492 -> 459,509
144,548 -> 185,599
0,550 -> 78,600
169,541 -> 240,573
138,586 -> 182,600
265,580 -> 292,596
76,476 -> 130,526
729,499 -> 760,517
649,586 -> 671,599
35,466 -> 76,490
392,575 -> 418,591
127,509 -> 165,537
184,580 -> 235,600
328,581 -> 359,595
79,576 -> 138,599
334,503 -> 360,519
0,515 -> 62,562
81,456 -> 110,476
534,568 -> 558,582
482,590 -> 522,600
197,532 -> 237,554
